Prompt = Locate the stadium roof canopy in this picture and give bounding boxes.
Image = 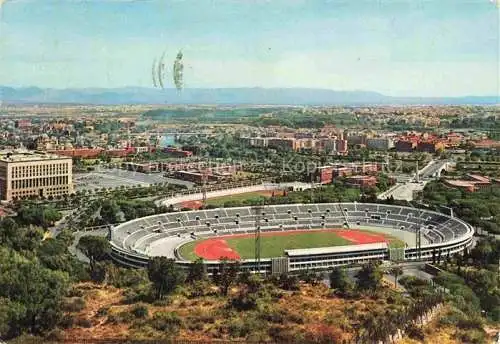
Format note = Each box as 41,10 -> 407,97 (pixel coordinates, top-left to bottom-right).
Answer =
285,242 -> 388,257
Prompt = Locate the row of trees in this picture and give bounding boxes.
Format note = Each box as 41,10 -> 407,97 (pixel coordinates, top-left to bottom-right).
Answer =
423,180 -> 500,234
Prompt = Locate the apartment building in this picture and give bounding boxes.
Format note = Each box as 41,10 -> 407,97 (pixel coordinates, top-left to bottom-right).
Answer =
0,151 -> 73,201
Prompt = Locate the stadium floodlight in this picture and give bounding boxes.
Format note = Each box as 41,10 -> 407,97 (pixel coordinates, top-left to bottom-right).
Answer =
253,205 -> 263,275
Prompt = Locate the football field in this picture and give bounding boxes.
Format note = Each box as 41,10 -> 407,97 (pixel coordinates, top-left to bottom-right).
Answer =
178,228 -> 404,261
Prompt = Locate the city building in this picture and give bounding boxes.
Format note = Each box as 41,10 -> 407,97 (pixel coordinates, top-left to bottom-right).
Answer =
313,163 -> 381,184
444,174 -> 492,192
471,139 -> 500,150
366,137 -> 394,151
347,134 -> 367,146
121,162 -> 159,173
49,148 -> 104,159
417,141 -> 445,153
267,138 -> 297,151
395,140 -> 416,152
163,147 -> 193,158
0,150 -> 73,201
335,139 -> 348,155
345,175 -> 378,188
15,119 -> 32,129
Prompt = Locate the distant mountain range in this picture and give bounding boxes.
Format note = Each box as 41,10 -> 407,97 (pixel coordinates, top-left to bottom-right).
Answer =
0,86 -> 498,106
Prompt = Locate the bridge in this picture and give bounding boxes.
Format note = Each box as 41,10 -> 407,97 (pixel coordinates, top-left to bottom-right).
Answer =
418,159 -> 454,179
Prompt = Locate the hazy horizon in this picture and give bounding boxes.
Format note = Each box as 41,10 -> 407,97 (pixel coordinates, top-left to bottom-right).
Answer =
1,85 -> 499,99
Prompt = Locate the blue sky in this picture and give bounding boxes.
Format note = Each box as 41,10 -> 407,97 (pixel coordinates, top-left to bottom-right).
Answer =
0,0 -> 498,96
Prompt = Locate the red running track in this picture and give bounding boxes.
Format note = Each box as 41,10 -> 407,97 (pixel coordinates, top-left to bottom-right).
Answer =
194,239 -> 241,260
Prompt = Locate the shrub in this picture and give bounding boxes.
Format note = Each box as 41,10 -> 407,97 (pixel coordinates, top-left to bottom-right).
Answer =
269,325 -> 304,343
304,324 -> 344,344
457,315 -> 484,330
61,297 -> 86,313
227,318 -> 254,338
458,329 -> 487,344
405,323 -> 425,341
152,297 -> 172,307
74,317 -> 93,328
96,306 -> 109,317
259,307 -> 285,323
271,273 -> 299,291
44,328 -> 65,342
105,311 -> 135,324
58,314 -> 75,329
149,312 -> 182,334
67,287 -> 84,298
189,280 -> 210,298
108,266 -> 149,288
230,291 -> 259,311
123,285 -> 153,304
131,304 -> 149,319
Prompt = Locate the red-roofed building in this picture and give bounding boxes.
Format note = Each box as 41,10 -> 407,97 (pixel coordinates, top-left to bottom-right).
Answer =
163,147 -> 193,158
49,148 -> 104,159
346,175 -> 378,188
471,140 -> 500,149
444,174 -> 492,192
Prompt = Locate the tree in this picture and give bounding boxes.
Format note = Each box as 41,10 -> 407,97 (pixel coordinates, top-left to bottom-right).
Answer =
470,238 -> 494,266
0,298 -> 26,339
16,205 -> 62,228
148,257 -> 185,300
0,218 -> 18,246
329,267 -> 353,293
356,262 -> 383,291
99,199 -> 120,224
186,258 -> 206,283
76,236 -> 111,280
390,266 -> 403,288
213,258 -> 240,296
0,247 -> 69,338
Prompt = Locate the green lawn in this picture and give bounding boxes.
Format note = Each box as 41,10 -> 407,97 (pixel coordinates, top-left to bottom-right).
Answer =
205,191 -> 271,207
178,241 -> 199,261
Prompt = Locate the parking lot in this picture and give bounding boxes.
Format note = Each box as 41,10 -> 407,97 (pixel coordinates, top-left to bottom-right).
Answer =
74,168 -> 194,191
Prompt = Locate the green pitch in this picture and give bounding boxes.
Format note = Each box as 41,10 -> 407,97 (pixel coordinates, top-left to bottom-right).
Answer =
178,229 -> 404,261
226,231 -> 352,259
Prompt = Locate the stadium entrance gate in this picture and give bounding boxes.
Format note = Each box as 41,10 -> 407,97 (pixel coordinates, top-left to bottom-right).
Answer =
271,257 -> 289,275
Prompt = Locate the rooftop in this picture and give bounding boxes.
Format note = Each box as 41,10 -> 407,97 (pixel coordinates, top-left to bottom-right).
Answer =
285,242 -> 388,256
0,150 -> 71,163
467,174 -> 490,183
445,180 -> 476,188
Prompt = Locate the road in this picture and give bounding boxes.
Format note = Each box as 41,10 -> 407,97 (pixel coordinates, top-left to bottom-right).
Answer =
418,159 -> 451,179
379,159 -> 451,201
378,181 -> 427,201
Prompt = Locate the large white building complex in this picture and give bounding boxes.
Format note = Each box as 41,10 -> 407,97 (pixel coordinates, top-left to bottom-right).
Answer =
109,202 -> 474,275
0,150 -> 73,201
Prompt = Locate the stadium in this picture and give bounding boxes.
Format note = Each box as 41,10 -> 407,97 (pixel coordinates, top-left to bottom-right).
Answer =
109,202 -> 474,275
